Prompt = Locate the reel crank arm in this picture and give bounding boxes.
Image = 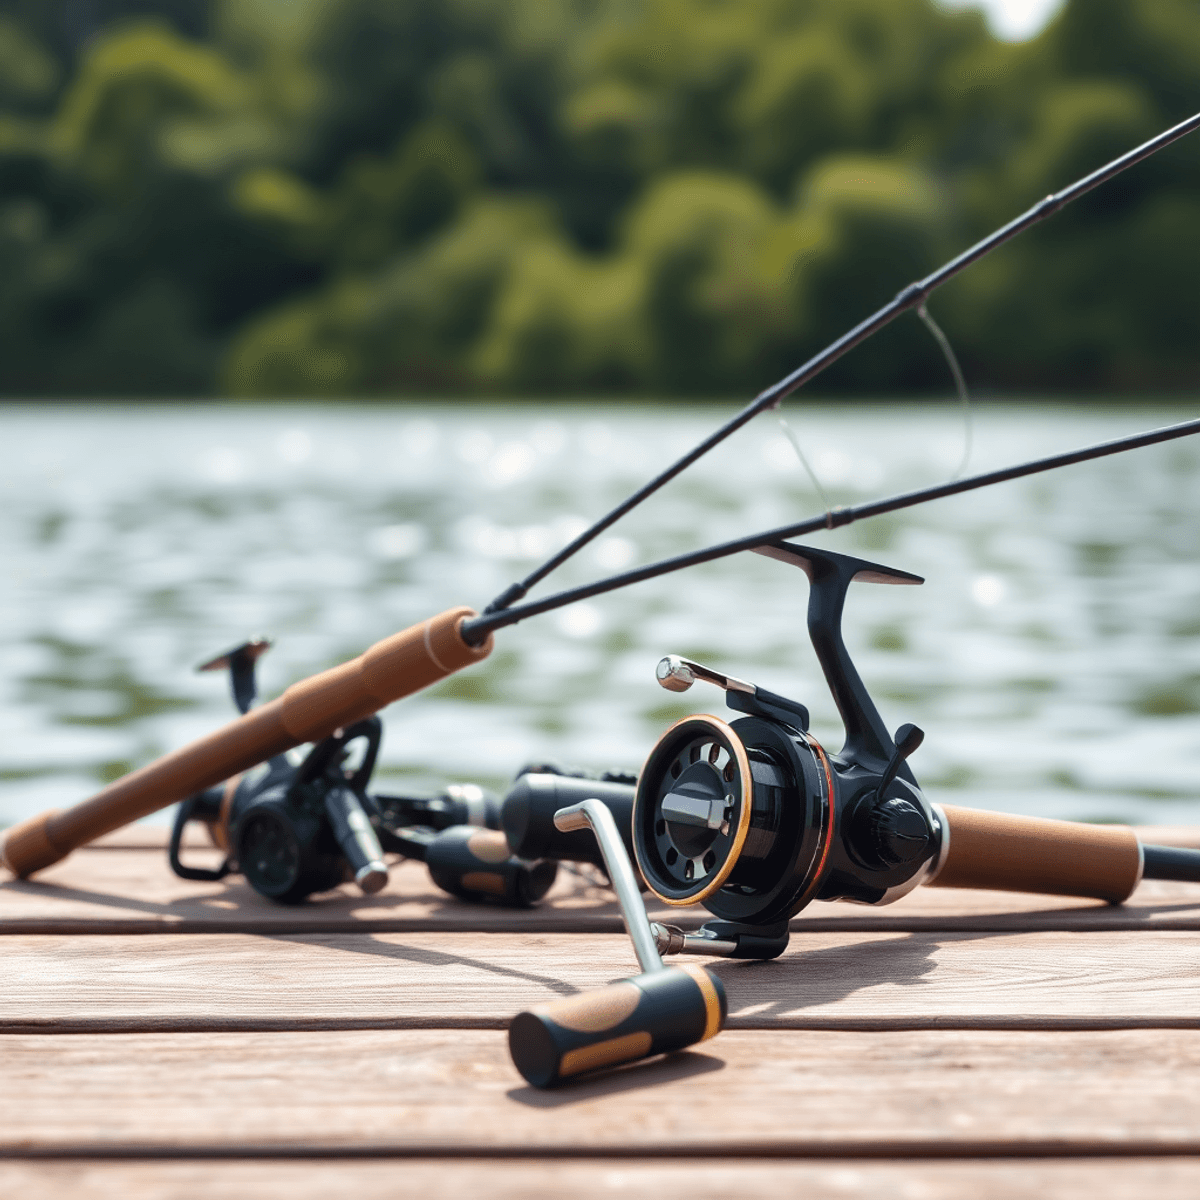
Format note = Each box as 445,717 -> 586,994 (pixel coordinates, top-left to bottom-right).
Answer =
509,798 -> 726,1088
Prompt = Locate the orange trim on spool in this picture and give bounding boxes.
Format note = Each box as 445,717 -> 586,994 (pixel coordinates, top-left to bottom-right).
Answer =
636,714 -> 755,908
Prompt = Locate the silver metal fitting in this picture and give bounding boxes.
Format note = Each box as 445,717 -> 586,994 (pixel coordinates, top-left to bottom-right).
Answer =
651,921 -> 739,959
655,655 -> 755,695
355,861 -> 389,894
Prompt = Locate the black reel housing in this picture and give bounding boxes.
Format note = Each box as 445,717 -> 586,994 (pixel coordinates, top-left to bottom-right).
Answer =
633,542 -> 945,954
170,638 -> 638,907
172,716 -> 391,904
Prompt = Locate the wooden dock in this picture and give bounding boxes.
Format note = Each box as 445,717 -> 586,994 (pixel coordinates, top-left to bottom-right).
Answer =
4,823 -> 1200,1198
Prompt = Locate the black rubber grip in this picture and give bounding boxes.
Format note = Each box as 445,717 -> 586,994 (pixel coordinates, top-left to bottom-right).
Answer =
508,965 -> 726,1088
425,825 -> 557,906
1142,843 -> 1200,882
502,774 -> 636,866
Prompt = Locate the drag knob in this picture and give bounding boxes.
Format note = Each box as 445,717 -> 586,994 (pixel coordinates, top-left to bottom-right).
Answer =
867,797 -> 932,867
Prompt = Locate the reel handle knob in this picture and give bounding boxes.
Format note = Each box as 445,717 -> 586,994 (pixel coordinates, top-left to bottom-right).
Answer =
502,774 -> 636,868
508,964 -> 726,1088
425,826 -> 558,907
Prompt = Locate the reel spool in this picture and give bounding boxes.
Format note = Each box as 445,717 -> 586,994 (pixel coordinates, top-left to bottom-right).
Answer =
632,713 -> 831,925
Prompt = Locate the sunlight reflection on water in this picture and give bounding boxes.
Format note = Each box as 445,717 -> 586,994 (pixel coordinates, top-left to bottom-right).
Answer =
3,400 -> 1200,828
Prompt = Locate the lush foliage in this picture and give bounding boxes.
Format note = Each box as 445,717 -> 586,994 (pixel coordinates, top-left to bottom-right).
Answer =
1,0 -> 1197,397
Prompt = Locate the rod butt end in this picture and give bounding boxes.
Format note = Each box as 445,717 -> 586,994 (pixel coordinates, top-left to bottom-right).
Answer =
2,811 -> 67,877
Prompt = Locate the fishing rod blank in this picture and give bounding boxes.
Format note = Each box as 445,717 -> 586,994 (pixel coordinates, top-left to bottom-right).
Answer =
460,415 -> 1200,641
481,109 -> 1200,616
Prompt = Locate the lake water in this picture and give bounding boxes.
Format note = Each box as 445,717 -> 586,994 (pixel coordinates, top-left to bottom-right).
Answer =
3,399 -> 1200,830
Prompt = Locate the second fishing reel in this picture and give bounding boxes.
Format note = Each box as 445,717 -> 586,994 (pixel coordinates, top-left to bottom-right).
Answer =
169,638 -> 638,905
634,541 -> 942,959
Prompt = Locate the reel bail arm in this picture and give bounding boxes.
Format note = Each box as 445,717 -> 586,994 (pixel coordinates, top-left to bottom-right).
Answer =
656,655 -> 810,729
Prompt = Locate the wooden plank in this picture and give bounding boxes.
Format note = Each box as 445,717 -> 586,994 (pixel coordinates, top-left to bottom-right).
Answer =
2,929 -> 1199,1032
5,839 -> 1200,935
2,1030 -> 1200,1155
0,849 -> 635,935
4,1161 -> 1200,1200
80,823 -> 1200,850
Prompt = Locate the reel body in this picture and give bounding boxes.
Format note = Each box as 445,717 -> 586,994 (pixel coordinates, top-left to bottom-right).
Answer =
170,637 -> 637,907
634,542 -> 944,956
171,717 -> 391,903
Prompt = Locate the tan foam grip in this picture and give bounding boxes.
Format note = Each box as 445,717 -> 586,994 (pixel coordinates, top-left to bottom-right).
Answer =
928,805 -> 1142,903
1,608 -> 492,878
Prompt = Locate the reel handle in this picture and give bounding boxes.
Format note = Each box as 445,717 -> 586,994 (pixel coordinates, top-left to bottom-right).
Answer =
323,786 -> 388,894
927,805 -> 1143,903
424,827 -> 558,907
1,607 -> 492,878
508,964 -> 725,1088
508,797 -> 727,1087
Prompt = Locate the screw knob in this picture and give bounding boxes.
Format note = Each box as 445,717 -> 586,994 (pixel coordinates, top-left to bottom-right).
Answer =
867,798 -> 932,867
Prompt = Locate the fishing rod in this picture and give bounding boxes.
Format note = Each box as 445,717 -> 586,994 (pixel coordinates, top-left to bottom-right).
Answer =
481,108 -> 1200,616
461,415 -> 1200,640
161,636 -> 639,905
3,112 -> 1198,883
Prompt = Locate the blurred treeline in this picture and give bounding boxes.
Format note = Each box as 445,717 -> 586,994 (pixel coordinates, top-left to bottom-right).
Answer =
1,0 -> 1197,399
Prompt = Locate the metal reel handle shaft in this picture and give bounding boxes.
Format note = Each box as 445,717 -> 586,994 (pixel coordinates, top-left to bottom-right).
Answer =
553,798 -> 661,973
323,787 -> 389,894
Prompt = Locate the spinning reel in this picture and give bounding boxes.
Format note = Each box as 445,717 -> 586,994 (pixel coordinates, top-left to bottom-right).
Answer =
633,541 -> 1188,961
170,638 -> 637,906
633,541 -> 938,958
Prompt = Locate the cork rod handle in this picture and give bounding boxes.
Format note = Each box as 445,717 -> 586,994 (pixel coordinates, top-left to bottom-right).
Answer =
927,804 -> 1143,903
1,607 -> 492,878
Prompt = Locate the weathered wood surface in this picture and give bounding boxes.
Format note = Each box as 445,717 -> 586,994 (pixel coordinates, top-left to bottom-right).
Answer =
77,822 -> 1200,852
5,826 -> 1200,935
4,1161 -> 1200,1200
3,1029 -> 1200,1155
3,928 -> 1199,1032
4,823 -> 1198,1198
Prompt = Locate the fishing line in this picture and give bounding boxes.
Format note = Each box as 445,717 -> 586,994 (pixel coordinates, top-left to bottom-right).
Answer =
776,412 -> 834,521
479,109 -> 1200,617
461,415 -> 1200,640
778,300 -> 972,517
917,301 -> 973,480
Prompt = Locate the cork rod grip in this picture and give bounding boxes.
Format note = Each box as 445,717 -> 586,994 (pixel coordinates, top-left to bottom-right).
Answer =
1,607 -> 492,878
927,805 -> 1142,903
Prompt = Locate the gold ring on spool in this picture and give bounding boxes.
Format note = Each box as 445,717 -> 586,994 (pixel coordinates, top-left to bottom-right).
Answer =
635,713 -> 754,907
